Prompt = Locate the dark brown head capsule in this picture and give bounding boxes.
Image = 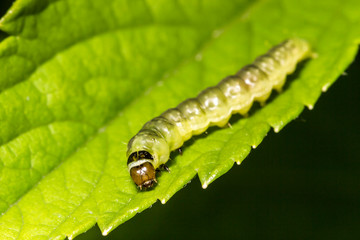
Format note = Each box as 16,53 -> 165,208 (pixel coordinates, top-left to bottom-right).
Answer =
127,151 -> 157,190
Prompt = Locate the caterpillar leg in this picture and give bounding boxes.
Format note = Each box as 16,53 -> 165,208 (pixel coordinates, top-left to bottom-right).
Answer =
159,164 -> 171,172
178,148 -> 183,156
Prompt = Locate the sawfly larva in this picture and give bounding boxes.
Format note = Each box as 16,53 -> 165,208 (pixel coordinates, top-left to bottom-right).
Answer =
127,38 -> 312,190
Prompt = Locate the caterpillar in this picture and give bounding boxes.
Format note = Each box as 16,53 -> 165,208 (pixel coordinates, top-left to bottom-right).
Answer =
127,38 -> 312,190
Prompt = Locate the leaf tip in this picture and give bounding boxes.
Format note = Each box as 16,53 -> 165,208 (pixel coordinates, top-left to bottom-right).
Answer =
274,126 -> 280,133
322,82 -> 331,92
102,226 -> 113,236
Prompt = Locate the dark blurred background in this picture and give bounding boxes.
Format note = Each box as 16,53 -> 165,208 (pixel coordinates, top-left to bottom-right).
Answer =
1,1 -> 359,239
0,0 -> 12,41
0,0 -> 12,17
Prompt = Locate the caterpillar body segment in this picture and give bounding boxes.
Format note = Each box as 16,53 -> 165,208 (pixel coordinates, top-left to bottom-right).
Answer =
127,38 -> 312,190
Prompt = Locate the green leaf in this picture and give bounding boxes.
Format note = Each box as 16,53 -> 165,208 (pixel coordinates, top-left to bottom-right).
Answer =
0,0 -> 359,239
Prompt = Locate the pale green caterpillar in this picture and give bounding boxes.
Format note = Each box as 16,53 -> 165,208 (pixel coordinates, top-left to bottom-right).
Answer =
127,38 -> 312,190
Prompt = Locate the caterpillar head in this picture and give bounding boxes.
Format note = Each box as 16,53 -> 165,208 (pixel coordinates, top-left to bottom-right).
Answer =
127,151 -> 157,190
